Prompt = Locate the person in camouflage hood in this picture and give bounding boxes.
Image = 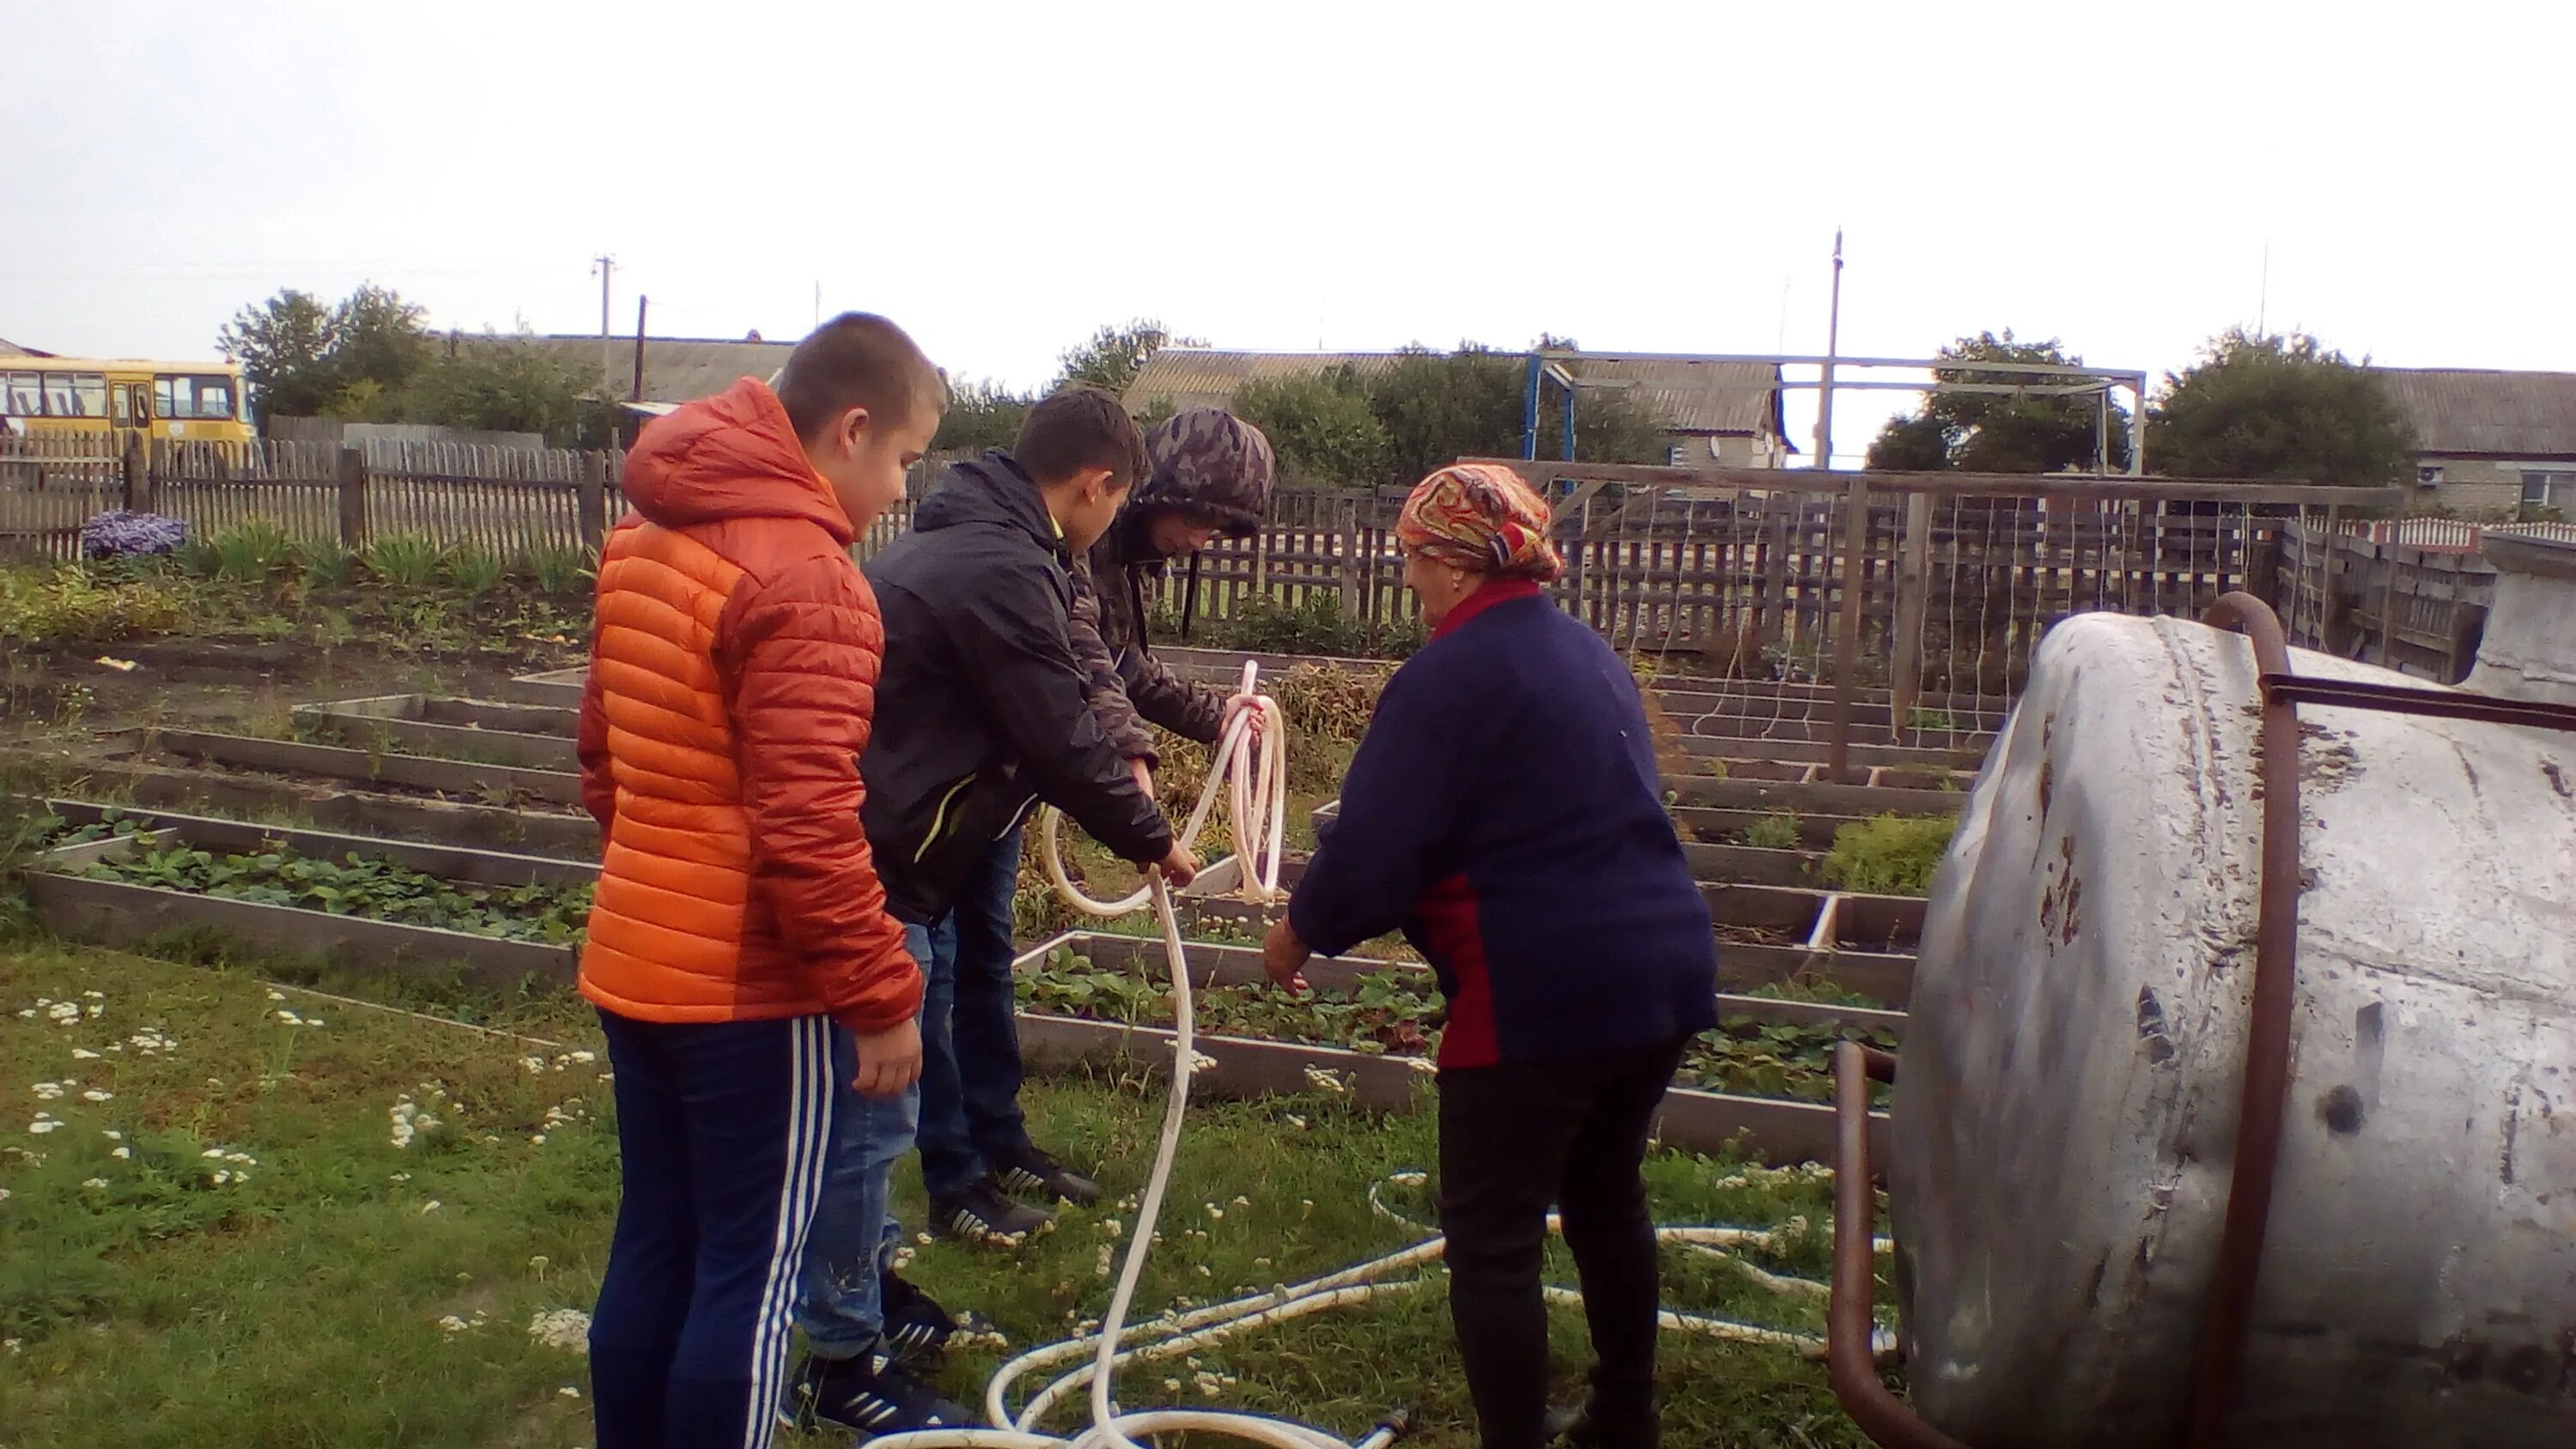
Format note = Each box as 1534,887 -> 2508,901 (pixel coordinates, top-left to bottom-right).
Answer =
1070,409 -> 1277,765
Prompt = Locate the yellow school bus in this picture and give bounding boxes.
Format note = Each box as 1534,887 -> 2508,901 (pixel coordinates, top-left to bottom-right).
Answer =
0,355 -> 253,445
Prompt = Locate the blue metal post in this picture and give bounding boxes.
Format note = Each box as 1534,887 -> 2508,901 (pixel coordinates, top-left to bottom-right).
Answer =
1520,353 -> 1542,460
1561,384 -> 1577,462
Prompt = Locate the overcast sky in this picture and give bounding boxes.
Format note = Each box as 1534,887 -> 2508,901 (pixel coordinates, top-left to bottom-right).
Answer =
6,0 -> 2570,464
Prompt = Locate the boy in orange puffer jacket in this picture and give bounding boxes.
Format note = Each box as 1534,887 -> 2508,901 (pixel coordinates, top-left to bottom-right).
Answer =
574,312 -> 944,1449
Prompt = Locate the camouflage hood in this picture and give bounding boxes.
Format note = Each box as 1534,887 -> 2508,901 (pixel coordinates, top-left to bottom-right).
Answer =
1129,409 -> 1275,538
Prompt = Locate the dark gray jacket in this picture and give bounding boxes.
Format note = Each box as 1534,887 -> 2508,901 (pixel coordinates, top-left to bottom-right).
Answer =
1069,511 -> 1224,764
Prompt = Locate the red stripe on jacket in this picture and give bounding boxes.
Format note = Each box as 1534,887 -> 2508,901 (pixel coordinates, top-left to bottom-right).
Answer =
1416,871 -> 1499,1069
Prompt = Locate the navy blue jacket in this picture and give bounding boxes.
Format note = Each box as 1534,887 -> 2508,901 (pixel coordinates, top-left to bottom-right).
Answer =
1286,580 -> 1718,1068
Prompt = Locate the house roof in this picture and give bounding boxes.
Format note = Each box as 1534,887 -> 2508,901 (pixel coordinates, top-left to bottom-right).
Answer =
0,337 -> 44,357
1125,349 -> 1787,438
2375,367 -> 2576,458
529,334 -> 798,405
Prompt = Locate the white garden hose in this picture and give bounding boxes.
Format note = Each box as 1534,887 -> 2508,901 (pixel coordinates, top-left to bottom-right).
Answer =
874,658 -> 1893,1449
1039,662 -> 1289,915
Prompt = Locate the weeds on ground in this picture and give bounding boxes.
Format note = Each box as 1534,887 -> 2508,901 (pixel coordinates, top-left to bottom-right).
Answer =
1742,812 -> 1805,852
1818,814 -> 1956,897
0,940 -> 1886,1449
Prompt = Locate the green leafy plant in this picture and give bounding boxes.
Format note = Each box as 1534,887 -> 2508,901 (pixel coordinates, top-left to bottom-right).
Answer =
524,541 -> 595,598
76,843 -> 592,943
1905,707 -> 1958,732
1819,814 -> 1956,896
297,538 -> 357,588
203,521 -> 301,584
361,533 -> 443,588
440,543 -> 506,597
1742,812 -> 1803,852
0,565 -> 191,646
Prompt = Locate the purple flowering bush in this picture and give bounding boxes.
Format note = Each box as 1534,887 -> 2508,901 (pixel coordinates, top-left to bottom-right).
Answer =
80,511 -> 189,560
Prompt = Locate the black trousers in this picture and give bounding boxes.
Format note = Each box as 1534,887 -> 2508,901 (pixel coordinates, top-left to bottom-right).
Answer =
1437,1036 -> 1690,1449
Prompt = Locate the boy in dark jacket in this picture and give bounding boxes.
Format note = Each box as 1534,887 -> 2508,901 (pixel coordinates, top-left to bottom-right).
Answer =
783,387 -> 1194,1437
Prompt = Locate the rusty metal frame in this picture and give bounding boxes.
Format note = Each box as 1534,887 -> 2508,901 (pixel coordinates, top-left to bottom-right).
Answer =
1826,591 -> 2576,1448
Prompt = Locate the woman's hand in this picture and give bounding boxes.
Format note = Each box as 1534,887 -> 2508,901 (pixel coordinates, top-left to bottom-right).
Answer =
1261,917 -> 1311,993
1223,693 -> 1267,743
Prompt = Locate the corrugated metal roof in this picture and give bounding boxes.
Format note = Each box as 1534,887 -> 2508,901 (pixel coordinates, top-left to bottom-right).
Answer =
2375,367 -> 2576,458
1126,349 -> 1785,437
531,334 -> 799,405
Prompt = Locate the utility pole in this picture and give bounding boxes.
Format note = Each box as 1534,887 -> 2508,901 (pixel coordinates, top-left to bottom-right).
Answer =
1821,229 -> 1867,785
593,255 -> 616,379
1814,230 -> 1844,471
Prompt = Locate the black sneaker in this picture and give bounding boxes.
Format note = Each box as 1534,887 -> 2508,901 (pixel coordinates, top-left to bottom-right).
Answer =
781,1349 -> 974,1438
880,1270 -> 956,1362
929,1175 -> 1054,1244
993,1143 -> 1103,1206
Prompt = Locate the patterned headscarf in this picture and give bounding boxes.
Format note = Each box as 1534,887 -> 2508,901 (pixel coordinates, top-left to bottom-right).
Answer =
1394,464 -> 1564,582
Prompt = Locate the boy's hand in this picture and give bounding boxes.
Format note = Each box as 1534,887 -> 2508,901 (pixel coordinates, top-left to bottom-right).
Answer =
1223,694 -> 1267,743
850,1018 -> 922,1098
1129,757 -> 1155,800
1261,918 -> 1311,993
1155,841 -> 1200,887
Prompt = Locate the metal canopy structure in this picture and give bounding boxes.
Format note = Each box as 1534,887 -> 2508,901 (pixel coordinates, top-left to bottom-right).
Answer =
1516,349 -> 2150,476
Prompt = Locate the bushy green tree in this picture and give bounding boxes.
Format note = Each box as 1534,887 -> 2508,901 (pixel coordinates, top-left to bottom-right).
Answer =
2147,328 -> 2415,485
1054,319 -> 1202,394
1368,345 -> 1526,482
1233,366 -> 1392,486
1866,330 -> 2130,474
216,289 -> 341,425
934,378 -> 1033,453
404,334 -> 614,445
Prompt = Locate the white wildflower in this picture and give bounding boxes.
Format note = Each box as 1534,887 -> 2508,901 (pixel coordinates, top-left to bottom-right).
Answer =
528,1308 -> 592,1353
210,1171 -> 232,1185
70,1049 -> 100,1060
47,1002 -> 82,1024
1185,1050 -> 1220,1076
421,1200 -> 442,1215
222,1152 -> 255,1165
1300,1199 -> 1315,1214
0,1188 -> 8,1202
566,1050 -> 596,1064
389,1172 -> 410,1183
1206,1203 -> 1224,1221
83,1002 -> 103,1019
306,1019 -> 324,1028
31,1083 -> 62,1100
275,1010 -> 301,1025
30,1117 -> 62,1135
1230,1196 -> 1250,1208
529,1255 -> 550,1272
1300,1065 -> 1351,1096
1196,1265 -> 1212,1277
83,991 -> 102,1000
1098,1217 -> 1124,1237
558,1386 -> 581,1398
1163,1378 -> 1182,1392
265,991 -> 286,1002
1253,1257 -> 1272,1269
201,1149 -> 225,1160
531,1135 -> 546,1145
15,1008 -> 32,1018
111,1146 -> 130,1159
437,1314 -> 471,1333
100,1130 -> 120,1140
82,1177 -> 108,1189
1284,1113 -> 1308,1131
2,1337 -> 17,1351
1095,1244 -> 1115,1278
521,1057 -> 548,1076
82,1090 -> 112,1103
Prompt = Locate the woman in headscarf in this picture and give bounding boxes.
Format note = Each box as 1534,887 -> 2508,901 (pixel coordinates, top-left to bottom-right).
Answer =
1261,464 -> 1717,1449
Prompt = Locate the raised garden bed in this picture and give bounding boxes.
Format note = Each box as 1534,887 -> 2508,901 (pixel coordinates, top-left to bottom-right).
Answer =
142,727 -> 583,808
1668,775 -> 1964,815
1013,932 -> 1898,1163
294,694 -> 579,771
20,803 -> 590,989
22,751 -> 599,858
1670,733 -> 1988,772
504,666 -> 588,707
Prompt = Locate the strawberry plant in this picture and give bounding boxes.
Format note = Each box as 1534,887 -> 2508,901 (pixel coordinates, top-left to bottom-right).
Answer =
76,844 -> 592,943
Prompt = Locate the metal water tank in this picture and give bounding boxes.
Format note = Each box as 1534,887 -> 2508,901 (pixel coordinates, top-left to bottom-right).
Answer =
1887,609 -> 2576,1448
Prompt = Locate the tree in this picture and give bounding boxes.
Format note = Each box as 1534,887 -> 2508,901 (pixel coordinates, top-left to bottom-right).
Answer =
1054,319 -> 1202,395
1368,345 -> 1527,482
404,334 -> 614,445
1232,366 -> 1393,486
934,378 -> 1034,454
330,283 -> 431,400
2147,328 -> 2415,485
1866,330 -> 2131,474
216,289 -> 340,425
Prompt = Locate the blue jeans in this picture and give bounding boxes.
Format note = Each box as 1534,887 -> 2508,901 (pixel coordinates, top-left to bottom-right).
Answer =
918,832 -> 1035,1200
791,924 -> 928,1361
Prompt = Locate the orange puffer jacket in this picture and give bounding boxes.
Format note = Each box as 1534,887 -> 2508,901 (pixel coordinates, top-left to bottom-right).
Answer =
574,379 -> 919,1033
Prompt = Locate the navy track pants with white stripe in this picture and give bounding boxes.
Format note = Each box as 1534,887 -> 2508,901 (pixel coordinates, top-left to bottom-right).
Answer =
590,1009 -> 835,1449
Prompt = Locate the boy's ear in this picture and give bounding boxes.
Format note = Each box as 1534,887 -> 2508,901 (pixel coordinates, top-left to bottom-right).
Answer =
829,405 -> 871,456
1073,465 -> 1117,503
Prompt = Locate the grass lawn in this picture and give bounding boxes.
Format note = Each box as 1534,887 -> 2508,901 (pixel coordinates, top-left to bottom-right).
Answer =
1,938 -> 1878,1449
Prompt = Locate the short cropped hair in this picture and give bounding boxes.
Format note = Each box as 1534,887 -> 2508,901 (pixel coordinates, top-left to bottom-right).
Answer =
1014,387 -> 1149,489
776,312 -> 945,443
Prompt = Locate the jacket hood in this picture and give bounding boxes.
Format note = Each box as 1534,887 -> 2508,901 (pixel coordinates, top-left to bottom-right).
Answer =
912,451 -> 1064,558
619,379 -> 854,543
1133,409 -> 1274,538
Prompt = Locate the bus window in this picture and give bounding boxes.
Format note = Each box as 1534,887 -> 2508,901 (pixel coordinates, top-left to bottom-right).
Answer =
3,372 -> 39,416
156,374 -> 240,421
46,373 -> 106,418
